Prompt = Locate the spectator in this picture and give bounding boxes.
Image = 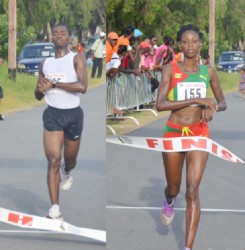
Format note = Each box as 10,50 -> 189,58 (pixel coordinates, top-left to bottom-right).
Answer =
106,32 -> 118,63
106,45 -> 140,79
77,43 -> 83,53
144,47 -> 157,70
91,31 -> 106,78
174,50 -> 184,63
201,52 -> 210,65
162,38 -> 175,65
141,48 -> 160,93
106,45 -> 127,79
155,36 -> 174,65
149,35 -> 158,48
115,25 -> 135,52
134,28 -> 143,38
138,41 -> 151,70
121,37 -> 136,70
68,42 -> 73,52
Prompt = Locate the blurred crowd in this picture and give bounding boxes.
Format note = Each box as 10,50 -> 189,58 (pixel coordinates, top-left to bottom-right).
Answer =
106,25 -> 210,83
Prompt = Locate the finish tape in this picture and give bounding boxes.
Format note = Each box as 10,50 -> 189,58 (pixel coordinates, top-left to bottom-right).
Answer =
106,135 -> 244,165
0,207 -> 106,242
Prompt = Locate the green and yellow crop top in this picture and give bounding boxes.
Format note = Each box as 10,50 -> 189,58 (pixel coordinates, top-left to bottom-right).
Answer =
168,63 -> 210,101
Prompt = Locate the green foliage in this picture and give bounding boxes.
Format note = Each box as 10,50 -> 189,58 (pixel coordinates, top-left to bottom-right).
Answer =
17,26 -> 37,55
107,0 -> 245,62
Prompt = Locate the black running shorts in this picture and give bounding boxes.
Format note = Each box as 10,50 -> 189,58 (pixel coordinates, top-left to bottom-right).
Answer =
43,106 -> 84,141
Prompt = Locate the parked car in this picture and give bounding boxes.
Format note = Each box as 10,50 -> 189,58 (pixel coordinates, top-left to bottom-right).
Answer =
17,42 -> 55,75
217,51 -> 245,73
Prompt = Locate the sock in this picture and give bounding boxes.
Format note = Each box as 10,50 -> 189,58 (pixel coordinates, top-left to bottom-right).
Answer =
51,204 -> 59,211
166,197 -> 175,206
64,166 -> 71,174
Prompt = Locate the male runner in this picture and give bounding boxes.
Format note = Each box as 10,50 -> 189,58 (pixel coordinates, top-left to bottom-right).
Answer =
35,24 -> 88,219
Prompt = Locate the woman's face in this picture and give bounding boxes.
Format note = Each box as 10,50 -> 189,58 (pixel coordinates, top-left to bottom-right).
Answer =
180,31 -> 201,59
149,48 -> 154,55
151,37 -> 158,45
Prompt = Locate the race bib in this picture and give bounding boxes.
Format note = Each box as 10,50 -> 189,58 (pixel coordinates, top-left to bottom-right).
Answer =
177,81 -> 206,100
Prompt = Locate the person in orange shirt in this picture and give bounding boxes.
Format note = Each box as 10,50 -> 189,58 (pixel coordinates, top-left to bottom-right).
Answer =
115,25 -> 135,52
77,43 -> 83,53
174,50 -> 184,63
106,32 -> 118,63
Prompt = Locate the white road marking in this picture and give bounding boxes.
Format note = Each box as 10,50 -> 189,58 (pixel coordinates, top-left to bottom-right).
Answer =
106,205 -> 245,213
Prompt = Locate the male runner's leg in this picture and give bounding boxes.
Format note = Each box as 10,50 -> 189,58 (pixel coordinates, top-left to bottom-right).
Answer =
44,129 -> 64,219
61,138 -> 81,190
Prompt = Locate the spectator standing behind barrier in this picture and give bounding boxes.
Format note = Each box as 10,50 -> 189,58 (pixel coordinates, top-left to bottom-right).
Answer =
106,45 -> 125,79
156,24 -> 227,250
155,36 -> 175,65
106,32 -> 118,63
141,48 -> 159,93
239,65 -> 245,98
0,57 -> 4,120
121,37 -> 137,70
149,35 -> 158,49
201,52 -> 210,65
34,24 -> 88,220
138,41 -> 151,70
115,25 -> 135,52
91,32 -> 106,78
106,45 -> 140,79
77,43 -> 83,53
127,37 -> 136,69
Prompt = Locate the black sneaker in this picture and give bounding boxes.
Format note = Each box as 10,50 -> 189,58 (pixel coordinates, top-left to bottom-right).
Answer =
0,114 -> 4,121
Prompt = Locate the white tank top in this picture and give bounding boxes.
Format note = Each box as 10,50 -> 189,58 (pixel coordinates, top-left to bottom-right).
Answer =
43,52 -> 81,109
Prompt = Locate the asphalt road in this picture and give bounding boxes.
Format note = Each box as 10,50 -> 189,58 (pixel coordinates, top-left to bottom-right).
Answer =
0,85 -> 106,250
107,92 -> 245,250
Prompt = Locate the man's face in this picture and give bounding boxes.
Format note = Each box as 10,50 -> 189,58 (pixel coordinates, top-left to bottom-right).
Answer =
52,25 -> 71,49
108,38 -> 118,48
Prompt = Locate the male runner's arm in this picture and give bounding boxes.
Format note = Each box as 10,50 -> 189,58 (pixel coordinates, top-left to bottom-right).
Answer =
34,59 -> 47,100
35,53 -> 88,96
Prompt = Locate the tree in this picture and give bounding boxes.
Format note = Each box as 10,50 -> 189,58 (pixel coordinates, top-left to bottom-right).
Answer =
106,0 -> 245,62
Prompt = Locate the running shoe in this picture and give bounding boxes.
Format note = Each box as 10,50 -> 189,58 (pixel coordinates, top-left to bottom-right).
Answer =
47,204 -> 63,221
60,162 -> 73,191
0,114 -> 4,121
183,248 -> 191,250
161,198 -> 176,226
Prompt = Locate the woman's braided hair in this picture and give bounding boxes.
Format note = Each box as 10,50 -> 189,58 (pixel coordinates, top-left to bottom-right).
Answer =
176,24 -> 203,42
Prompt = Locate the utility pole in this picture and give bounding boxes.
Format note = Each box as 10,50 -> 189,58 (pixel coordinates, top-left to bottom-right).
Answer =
209,0 -> 215,67
8,0 -> 17,81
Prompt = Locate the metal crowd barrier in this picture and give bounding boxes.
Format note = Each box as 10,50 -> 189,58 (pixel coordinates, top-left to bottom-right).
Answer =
106,72 -> 161,128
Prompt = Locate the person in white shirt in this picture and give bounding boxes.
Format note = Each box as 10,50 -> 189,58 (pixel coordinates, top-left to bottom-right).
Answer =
91,32 -> 106,78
